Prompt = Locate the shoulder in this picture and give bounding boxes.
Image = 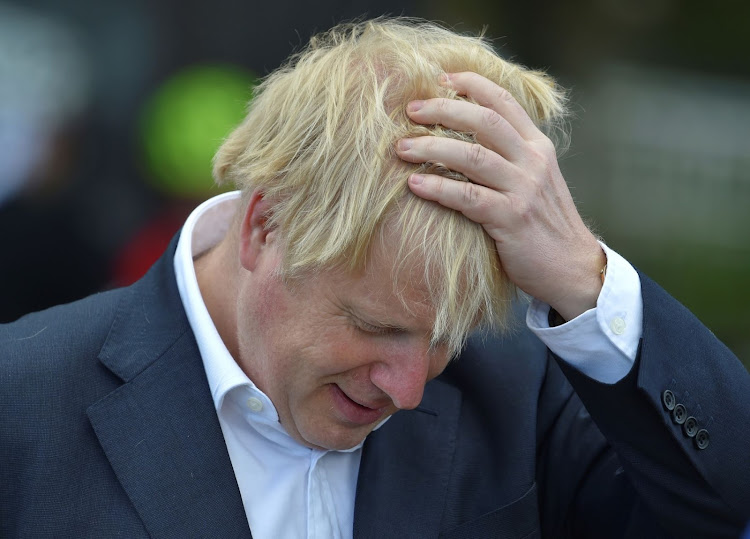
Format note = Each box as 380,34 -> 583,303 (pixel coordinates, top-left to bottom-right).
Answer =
1,288 -> 124,356
0,288 -> 127,398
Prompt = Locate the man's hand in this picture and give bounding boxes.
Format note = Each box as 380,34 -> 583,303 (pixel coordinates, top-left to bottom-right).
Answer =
396,72 -> 606,321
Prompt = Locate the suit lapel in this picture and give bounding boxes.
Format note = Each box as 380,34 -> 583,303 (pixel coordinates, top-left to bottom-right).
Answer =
353,378 -> 462,538
87,240 -> 251,539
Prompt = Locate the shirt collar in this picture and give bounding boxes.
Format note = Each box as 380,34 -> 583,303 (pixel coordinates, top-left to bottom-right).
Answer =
173,191 -> 276,415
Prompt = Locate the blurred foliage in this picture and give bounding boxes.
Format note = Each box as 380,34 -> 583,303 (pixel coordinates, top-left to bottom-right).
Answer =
139,64 -> 257,198
421,0 -> 750,78
617,240 -> 750,364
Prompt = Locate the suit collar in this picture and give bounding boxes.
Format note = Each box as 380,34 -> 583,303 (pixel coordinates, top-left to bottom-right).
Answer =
88,237 -> 251,538
98,234 -> 192,382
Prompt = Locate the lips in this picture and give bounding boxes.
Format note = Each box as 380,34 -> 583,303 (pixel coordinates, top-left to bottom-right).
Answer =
330,384 -> 388,425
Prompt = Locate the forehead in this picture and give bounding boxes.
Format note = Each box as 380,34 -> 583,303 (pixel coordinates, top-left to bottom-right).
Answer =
314,231 -> 435,328
363,254 -> 432,318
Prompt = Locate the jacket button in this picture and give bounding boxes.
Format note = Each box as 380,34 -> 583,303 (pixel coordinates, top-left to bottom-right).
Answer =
662,390 -> 676,411
672,403 -> 687,425
682,416 -> 698,437
694,429 -> 710,450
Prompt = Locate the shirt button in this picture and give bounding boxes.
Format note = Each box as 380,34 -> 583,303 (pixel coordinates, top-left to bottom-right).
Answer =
610,317 -> 627,335
246,397 -> 264,412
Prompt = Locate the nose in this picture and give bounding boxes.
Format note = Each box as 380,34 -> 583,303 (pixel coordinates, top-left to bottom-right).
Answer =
368,346 -> 432,410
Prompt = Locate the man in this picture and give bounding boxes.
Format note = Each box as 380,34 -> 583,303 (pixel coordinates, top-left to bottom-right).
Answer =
2,18 -> 748,538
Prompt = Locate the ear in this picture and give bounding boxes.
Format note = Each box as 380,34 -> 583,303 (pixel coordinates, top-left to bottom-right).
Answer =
239,189 -> 276,272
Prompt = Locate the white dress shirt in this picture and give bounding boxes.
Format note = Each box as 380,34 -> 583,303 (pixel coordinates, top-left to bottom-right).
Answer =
174,191 -> 643,538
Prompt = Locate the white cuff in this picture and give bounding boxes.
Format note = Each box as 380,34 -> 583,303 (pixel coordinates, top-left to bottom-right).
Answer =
526,243 -> 643,384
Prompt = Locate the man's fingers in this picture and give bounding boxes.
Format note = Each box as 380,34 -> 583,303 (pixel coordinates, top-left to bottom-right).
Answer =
441,72 -> 541,141
396,136 -> 519,192
407,172 -> 508,227
406,98 -> 524,160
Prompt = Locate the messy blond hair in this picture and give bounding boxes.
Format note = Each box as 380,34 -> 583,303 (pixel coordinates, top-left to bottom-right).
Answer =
213,17 -> 568,353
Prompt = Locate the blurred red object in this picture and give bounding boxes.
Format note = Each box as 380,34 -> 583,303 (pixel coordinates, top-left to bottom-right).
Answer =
111,205 -> 192,287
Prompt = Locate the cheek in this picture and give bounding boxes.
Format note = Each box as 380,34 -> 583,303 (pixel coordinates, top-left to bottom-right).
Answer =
254,279 -> 288,327
235,279 -> 296,392
242,279 -> 374,386
297,329 -> 364,379
249,279 -> 306,361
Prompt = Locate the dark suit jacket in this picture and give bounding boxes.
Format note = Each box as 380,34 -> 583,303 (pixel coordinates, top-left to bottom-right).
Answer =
2,238 -> 749,538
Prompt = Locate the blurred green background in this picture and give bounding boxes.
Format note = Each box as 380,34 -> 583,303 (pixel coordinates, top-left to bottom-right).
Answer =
1,0 -> 748,364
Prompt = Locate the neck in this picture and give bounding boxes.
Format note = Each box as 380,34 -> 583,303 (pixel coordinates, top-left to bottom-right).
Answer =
195,235 -> 241,360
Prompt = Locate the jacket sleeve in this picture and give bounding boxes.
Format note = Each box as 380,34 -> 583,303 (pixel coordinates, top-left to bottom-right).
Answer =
551,271 -> 750,538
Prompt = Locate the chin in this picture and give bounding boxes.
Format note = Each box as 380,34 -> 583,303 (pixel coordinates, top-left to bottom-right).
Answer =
300,423 -> 372,451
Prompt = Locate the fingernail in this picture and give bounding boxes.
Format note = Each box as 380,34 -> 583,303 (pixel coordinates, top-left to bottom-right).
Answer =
407,100 -> 424,113
410,174 -> 424,185
439,73 -> 451,84
398,139 -> 413,151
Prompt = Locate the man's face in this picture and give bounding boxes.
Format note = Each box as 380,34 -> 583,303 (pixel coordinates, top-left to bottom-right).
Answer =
235,237 -> 451,451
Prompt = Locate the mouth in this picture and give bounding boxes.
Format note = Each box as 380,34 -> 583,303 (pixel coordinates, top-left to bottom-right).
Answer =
329,384 -> 389,426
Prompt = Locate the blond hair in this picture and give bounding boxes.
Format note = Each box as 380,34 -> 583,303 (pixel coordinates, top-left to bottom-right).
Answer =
213,17 -> 568,354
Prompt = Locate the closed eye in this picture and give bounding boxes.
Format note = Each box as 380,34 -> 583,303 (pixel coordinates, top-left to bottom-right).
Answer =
354,319 -> 406,336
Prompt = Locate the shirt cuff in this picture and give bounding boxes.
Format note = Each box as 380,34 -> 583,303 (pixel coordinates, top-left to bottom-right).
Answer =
526,243 -> 643,384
